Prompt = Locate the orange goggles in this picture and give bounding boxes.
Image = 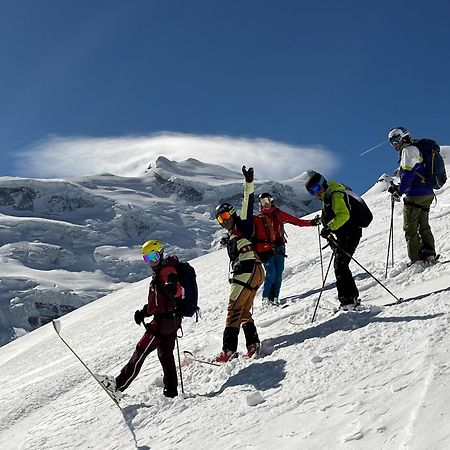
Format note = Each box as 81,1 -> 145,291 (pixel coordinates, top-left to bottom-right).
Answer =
217,211 -> 232,224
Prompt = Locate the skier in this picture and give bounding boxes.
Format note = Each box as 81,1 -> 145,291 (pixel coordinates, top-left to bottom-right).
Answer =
387,127 -> 437,264
257,192 -> 320,305
214,166 -> 264,362
305,172 -> 367,310
98,239 -> 184,400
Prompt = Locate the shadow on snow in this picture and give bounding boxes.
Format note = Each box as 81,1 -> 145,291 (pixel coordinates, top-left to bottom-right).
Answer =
266,310 -> 443,352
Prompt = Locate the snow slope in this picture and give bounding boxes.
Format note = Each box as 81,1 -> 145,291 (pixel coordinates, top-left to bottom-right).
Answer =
0,150 -> 449,449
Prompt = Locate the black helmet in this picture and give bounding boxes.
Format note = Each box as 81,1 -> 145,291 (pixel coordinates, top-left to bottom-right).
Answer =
215,202 -> 236,217
258,192 -> 273,207
305,172 -> 328,196
258,192 -> 273,201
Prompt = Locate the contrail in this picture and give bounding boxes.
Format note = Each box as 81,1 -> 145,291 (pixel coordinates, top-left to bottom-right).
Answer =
360,140 -> 388,156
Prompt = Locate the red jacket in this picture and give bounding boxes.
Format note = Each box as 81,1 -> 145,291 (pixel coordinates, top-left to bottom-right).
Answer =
260,206 -> 312,244
147,260 -> 183,316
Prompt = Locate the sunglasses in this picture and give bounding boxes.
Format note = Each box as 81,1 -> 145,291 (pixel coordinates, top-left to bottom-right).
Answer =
389,135 -> 403,146
217,211 -> 232,224
259,197 -> 272,207
307,183 -> 324,196
143,250 -> 161,264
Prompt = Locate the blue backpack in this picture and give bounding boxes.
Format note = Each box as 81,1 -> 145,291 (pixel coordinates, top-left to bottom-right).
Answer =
413,138 -> 447,189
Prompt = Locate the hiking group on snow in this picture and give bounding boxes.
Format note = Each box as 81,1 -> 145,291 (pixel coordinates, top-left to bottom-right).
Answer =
97,126 -> 446,403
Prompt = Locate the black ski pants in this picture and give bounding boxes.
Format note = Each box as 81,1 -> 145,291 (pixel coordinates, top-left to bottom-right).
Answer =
334,228 -> 362,304
116,316 -> 181,394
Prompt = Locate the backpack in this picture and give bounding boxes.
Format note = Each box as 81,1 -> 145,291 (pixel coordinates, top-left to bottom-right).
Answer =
252,214 -> 276,262
166,256 -> 199,318
331,189 -> 373,228
412,138 -> 447,189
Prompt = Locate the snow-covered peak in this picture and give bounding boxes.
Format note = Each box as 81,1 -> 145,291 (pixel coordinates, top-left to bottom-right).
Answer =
146,156 -> 243,185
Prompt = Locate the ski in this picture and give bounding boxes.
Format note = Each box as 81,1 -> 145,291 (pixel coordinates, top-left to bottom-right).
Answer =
52,320 -> 122,410
183,348 -> 266,367
183,350 -> 221,367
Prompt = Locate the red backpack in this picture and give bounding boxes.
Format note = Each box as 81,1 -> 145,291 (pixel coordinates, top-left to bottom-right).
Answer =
253,214 -> 276,262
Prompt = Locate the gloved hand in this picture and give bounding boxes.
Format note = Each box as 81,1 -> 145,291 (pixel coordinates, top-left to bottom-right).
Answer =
242,166 -> 254,183
134,309 -> 145,325
387,183 -> 398,194
320,227 -> 332,239
220,235 -> 229,246
388,183 -> 401,201
310,215 -> 321,226
134,304 -> 149,325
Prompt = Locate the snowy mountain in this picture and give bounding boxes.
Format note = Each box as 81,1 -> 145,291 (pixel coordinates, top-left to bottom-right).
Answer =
0,157 -> 320,346
0,149 -> 449,449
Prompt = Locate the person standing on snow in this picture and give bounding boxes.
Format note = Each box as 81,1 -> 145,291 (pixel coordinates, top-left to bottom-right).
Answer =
387,127 -> 437,264
256,192 -> 320,305
305,172 -> 372,310
214,166 -> 265,363
97,240 -> 184,400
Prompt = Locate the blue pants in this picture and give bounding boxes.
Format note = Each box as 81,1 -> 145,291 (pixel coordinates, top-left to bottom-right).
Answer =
262,244 -> 286,299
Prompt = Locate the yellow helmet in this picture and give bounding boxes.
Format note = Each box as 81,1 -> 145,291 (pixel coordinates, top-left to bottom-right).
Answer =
141,239 -> 164,255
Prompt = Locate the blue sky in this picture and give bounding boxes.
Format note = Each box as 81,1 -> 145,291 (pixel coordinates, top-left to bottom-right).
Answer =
1,0 -> 449,193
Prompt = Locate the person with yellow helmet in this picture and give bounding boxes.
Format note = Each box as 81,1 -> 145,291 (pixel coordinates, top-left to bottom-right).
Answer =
98,239 -> 184,399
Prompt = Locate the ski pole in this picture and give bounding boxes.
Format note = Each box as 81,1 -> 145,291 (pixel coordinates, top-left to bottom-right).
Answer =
385,194 -> 395,278
311,250 -> 335,323
328,236 -> 402,302
318,225 -> 324,283
175,335 -> 185,395
183,351 -> 220,367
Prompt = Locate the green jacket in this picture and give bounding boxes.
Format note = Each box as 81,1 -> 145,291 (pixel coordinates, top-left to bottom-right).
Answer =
320,181 -> 351,231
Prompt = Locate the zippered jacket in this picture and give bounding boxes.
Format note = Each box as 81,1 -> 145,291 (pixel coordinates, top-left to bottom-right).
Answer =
260,206 -> 313,244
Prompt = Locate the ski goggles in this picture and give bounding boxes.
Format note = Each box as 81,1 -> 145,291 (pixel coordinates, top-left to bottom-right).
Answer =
143,250 -> 161,264
216,211 -> 232,224
259,197 -> 272,207
389,134 -> 403,146
307,183 -> 324,196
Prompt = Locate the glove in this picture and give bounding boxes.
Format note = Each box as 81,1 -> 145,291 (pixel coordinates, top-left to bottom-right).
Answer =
134,304 -> 149,325
388,184 -> 401,201
310,216 -> 321,226
320,227 -> 332,239
219,235 -> 229,246
388,184 -> 399,195
134,309 -> 145,325
242,166 -> 254,183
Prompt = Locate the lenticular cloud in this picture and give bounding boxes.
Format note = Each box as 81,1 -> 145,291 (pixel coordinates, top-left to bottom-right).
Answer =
14,132 -> 340,180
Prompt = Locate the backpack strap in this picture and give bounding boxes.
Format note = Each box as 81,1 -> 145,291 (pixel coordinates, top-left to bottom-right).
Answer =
230,278 -> 259,291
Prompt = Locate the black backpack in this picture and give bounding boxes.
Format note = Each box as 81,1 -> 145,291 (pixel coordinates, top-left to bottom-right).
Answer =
332,189 -> 373,228
166,257 -> 199,318
412,138 -> 447,189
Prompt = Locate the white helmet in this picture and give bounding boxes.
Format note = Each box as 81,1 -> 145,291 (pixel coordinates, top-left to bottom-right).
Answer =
388,127 -> 410,146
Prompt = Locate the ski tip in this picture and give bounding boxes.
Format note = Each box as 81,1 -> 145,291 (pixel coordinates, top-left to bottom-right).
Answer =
52,319 -> 61,334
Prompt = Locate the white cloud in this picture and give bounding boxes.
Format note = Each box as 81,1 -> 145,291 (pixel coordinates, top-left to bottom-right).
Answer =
14,132 -> 340,180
